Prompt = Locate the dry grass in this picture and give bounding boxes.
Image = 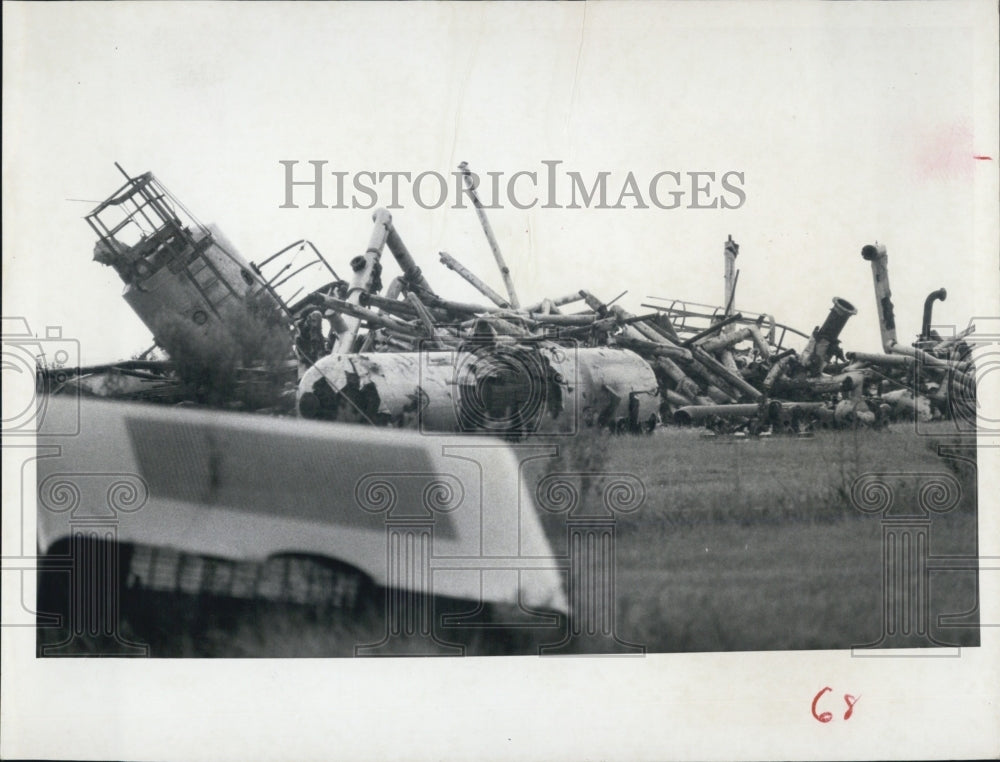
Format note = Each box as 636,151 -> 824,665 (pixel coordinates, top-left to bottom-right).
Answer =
537,422 -> 980,652
37,422 -> 979,657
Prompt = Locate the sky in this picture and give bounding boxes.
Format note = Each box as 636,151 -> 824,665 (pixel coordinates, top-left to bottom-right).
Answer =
3,2 -> 997,365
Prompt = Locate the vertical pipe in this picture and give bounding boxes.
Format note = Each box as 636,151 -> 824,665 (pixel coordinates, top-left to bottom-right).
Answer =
333,209 -> 392,353
921,288 -> 947,341
723,235 -> 739,315
861,243 -> 897,353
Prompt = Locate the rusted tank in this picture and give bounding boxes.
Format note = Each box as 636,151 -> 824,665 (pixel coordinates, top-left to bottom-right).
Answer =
297,343 -> 660,434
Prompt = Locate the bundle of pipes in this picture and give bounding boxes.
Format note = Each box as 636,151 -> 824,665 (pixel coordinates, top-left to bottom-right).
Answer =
307,207 -> 874,432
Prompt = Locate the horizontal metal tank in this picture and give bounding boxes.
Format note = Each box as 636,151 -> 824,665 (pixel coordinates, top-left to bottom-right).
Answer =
297,343 -> 660,435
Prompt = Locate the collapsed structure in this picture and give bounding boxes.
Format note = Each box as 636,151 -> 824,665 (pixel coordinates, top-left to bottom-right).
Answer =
53,163 -> 976,436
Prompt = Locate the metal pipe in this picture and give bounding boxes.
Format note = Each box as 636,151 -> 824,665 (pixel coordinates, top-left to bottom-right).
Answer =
767,400 -> 827,418
522,292 -> 584,313
933,323 -> 975,352
680,313 -> 743,348
458,161 -> 520,309
383,276 -> 404,302
334,209 -> 392,352
318,294 -> 422,339
680,360 -> 742,402
651,357 -> 702,400
689,345 -> 763,400
664,389 -> 694,408
384,223 -> 436,296
697,326 -> 752,354
889,342 -> 957,369
611,336 -> 693,361
360,291 -> 455,325
382,335 -> 414,351
674,403 -> 759,425
816,297 -> 858,343
468,316 -> 530,337
406,292 -> 440,337
645,312 -> 682,343
719,348 -> 739,372
438,251 -> 511,308
360,291 -> 417,319
921,288 -> 947,341
746,325 -> 772,360
798,297 -> 857,375
704,385 -> 737,404
326,312 -> 349,336
861,243 -> 897,352
846,351 -> 914,367
557,315 -> 624,338
524,313 -> 599,326
606,305 -> 685,349
763,353 -> 794,392
771,370 -> 869,397
723,235 -> 739,315
889,342 -> 977,392
571,294 -> 649,343
630,319 -> 674,345
578,290 -> 607,315
406,301 -> 458,350
419,294 -> 500,316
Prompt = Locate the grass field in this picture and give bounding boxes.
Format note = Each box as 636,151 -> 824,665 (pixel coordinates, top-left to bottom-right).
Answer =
37,421 -> 980,657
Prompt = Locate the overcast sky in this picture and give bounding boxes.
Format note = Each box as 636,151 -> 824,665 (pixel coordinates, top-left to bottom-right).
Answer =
4,2 -> 997,365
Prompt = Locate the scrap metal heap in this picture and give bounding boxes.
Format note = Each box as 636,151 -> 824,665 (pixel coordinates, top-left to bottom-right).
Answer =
53,164 -> 976,436
76,164 -> 296,408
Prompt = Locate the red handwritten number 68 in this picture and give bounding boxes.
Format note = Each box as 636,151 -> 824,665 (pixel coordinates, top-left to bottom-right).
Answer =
812,687 -> 861,723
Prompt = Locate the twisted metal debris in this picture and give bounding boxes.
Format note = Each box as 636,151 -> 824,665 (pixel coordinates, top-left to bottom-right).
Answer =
48,163 -> 977,436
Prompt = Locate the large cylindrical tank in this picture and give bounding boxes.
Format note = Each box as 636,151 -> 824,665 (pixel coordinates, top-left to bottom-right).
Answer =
297,344 -> 660,434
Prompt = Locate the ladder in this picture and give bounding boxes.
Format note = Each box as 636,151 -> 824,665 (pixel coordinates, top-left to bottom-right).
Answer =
186,248 -> 239,317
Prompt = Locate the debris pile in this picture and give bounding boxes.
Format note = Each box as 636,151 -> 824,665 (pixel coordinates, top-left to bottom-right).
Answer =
50,164 -> 977,436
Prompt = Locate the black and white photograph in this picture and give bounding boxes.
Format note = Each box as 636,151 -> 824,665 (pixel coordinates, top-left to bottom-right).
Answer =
2,1 -> 998,760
